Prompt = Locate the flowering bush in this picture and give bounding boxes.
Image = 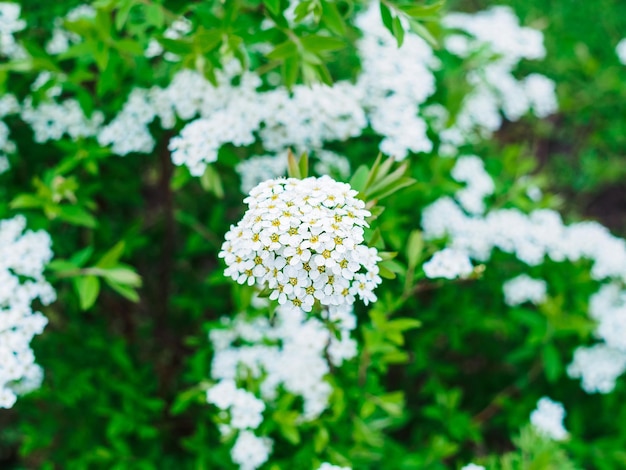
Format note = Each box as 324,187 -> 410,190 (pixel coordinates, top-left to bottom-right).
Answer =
1,0 -> 626,468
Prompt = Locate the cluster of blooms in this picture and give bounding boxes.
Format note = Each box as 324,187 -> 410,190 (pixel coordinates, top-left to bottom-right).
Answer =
45,5 -> 96,55
617,38 -> 626,65
461,465 -> 485,470
422,192 -> 626,392
502,274 -> 548,307
220,176 -> 381,310
439,6 -> 557,156
354,4 -> 437,159
564,284 -> 626,393
450,155 -> 495,214
0,93 -> 19,174
0,2 -> 26,59
0,216 -> 55,408
567,344 -> 626,394
529,397 -> 569,441
422,248 -> 473,280
206,303 -> 357,469
21,96 -> 104,144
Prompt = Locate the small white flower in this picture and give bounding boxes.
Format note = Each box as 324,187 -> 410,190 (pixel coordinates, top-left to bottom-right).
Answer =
530,397 -> 569,441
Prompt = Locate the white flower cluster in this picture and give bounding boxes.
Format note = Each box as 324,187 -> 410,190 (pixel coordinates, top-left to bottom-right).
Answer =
318,464 -> 351,470
440,6 -> 557,156
0,2 -> 26,59
0,215 -> 55,409
616,38 -> 626,65
354,4 -> 437,159
21,97 -> 104,144
0,93 -> 19,174
423,181 -> 626,393
461,465 -> 485,470
567,344 -> 626,394
230,430 -> 273,470
220,176 -> 381,310
46,5 -> 96,55
207,303 -> 357,468
207,379 -> 266,430
451,155 -> 495,214
529,397 -> 569,441
502,274 -> 548,307
565,284 -> 626,393
423,248 -> 473,280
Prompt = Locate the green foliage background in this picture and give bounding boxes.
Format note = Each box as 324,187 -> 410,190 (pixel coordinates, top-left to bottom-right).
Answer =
0,0 -> 625,469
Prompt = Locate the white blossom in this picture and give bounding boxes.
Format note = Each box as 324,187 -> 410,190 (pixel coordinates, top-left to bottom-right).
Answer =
423,248 -> 473,280
317,464 -> 352,470
616,38 -> 626,65
0,215 -> 55,408
220,176 -> 381,309
502,274 -> 548,306
230,430 -> 273,470
567,344 -> 626,394
530,397 -> 569,441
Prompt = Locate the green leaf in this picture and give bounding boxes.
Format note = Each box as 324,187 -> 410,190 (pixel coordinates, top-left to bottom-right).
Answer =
75,275 -> 100,310
400,1 -> 445,18
321,1 -> 346,35
106,279 -> 140,302
387,318 -> 422,332
287,149 -> 301,179
263,0 -> 281,16
116,0 -> 137,30
71,246 -> 94,267
267,40 -> 298,60
200,165 -> 224,198
298,152 -> 309,178
542,343 -> 562,383
10,194 -> 42,209
392,16 -> 405,47
407,230 -> 424,268
379,2 -> 393,32
300,34 -> 345,53
282,56 -> 299,88
145,3 -> 165,28
349,165 -> 369,192
409,19 -> 438,48
96,242 -> 126,269
57,205 -> 97,228
102,267 -> 142,287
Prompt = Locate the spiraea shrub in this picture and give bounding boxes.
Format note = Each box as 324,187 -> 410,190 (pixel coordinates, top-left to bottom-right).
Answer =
1,0 -> 626,469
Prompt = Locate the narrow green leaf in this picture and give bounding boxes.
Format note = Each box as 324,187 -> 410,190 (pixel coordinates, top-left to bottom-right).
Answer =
298,152 -> 309,178
102,267 -> 142,287
407,230 -> 424,269
349,165 -> 369,192
379,2 -> 393,32
115,0 -> 136,30
71,246 -> 94,267
96,242 -> 126,269
105,279 -> 140,302
300,34 -> 345,53
400,1 -> 445,18
75,275 -> 100,310
287,149 -> 301,179
392,16 -> 405,47
10,194 -> 42,209
267,40 -> 298,60
321,1 -> 346,35
263,0 -> 281,16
